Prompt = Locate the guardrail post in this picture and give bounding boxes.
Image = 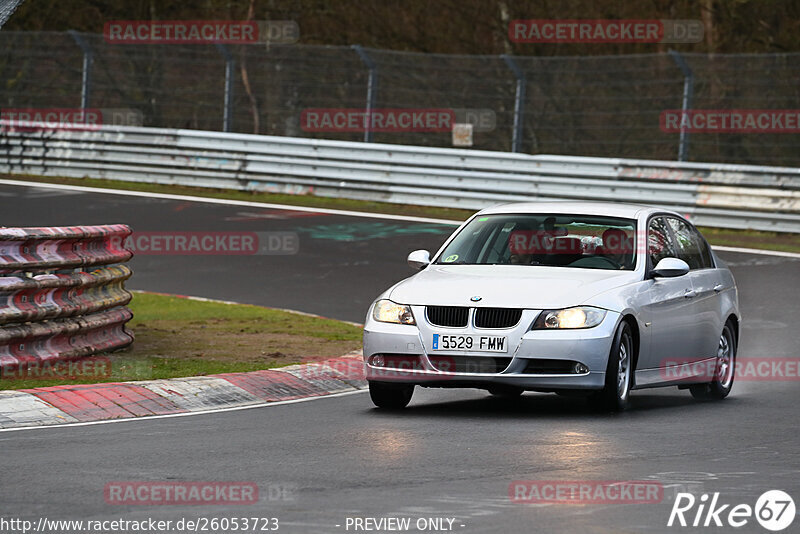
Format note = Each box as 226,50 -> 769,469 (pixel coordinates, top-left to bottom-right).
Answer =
352,45 -> 378,143
502,54 -> 526,153
215,44 -> 235,133
669,50 -> 694,162
68,30 -> 93,110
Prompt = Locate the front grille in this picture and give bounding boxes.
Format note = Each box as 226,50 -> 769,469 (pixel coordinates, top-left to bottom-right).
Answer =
474,308 -> 523,329
429,356 -> 512,374
522,359 -> 578,374
426,306 -> 469,327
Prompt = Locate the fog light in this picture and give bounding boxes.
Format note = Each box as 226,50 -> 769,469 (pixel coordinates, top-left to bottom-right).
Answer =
573,363 -> 589,374
371,355 -> 385,367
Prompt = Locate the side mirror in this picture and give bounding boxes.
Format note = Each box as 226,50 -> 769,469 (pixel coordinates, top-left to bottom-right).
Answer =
651,257 -> 690,278
407,249 -> 431,271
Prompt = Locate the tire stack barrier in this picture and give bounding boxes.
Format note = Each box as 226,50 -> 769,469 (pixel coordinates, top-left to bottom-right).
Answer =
0,225 -> 134,376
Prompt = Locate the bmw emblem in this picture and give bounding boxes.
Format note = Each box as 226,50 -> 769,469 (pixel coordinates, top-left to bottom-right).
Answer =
470,296 -> 482,302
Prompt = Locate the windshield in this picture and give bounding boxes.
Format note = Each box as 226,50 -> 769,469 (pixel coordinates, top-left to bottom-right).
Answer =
435,214 -> 637,270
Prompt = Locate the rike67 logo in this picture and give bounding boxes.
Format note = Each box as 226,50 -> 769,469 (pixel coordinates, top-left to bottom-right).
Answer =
668,490 -> 795,531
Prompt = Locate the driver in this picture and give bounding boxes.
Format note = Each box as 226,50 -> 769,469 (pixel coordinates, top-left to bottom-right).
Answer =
509,222 -> 546,264
599,228 -> 632,268
508,217 -> 565,264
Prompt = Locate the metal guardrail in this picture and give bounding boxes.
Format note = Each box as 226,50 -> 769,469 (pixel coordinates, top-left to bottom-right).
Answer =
5,32 -> 800,165
0,224 -> 134,375
2,124 -> 800,232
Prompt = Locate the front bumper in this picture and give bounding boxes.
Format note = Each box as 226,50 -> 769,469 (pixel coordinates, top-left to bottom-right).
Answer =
362,307 -> 620,391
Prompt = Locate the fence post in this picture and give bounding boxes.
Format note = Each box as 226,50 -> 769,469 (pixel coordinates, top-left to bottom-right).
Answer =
669,50 -> 694,162
501,54 -> 526,153
352,45 -> 378,143
68,30 -> 93,110
215,44 -> 235,133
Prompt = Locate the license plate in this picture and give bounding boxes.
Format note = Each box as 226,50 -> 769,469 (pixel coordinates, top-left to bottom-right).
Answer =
431,334 -> 507,353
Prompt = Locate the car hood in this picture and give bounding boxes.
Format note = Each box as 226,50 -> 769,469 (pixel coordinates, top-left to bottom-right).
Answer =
389,265 -> 640,309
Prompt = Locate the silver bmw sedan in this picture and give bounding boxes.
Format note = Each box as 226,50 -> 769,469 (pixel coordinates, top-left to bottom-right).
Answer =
363,202 -> 740,411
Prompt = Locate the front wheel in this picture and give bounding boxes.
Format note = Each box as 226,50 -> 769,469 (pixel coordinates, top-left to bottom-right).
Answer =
690,323 -> 736,400
590,322 -> 633,412
369,381 -> 414,409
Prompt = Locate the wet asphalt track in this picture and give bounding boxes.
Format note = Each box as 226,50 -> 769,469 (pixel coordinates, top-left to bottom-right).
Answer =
1,182 -> 799,533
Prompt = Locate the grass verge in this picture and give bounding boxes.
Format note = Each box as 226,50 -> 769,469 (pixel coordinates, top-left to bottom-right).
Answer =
0,292 -> 362,390
4,174 -> 800,253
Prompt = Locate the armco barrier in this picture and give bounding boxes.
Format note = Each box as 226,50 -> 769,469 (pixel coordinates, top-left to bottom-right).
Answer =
0,266 -> 132,324
1,123 -> 799,232
0,225 -> 134,374
0,224 -> 132,273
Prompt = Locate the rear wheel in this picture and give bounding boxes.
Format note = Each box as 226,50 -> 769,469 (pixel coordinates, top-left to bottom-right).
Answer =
690,323 -> 736,400
590,322 -> 633,412
369,381 -> 414,409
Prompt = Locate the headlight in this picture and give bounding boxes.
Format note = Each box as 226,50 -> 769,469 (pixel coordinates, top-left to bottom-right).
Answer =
532,306 -> 606,329
372,299 -> 416,325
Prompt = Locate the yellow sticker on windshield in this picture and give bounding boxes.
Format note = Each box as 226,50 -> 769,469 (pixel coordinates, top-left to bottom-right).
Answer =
443,254 -> 459,263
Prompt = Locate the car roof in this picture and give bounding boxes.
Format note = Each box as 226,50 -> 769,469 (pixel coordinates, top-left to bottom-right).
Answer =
477,201 -> 678,219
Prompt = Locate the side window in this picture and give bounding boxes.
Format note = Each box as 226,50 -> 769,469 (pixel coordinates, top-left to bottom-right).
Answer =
694,227 -> 714,268
667,217 -> 713,269
648,217 -> 677,267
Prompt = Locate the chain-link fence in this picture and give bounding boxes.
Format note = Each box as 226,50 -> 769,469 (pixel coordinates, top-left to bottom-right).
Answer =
1,31 -> 799,165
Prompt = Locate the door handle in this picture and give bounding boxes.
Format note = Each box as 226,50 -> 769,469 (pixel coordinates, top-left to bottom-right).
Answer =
684,289 -> 697,299
713,284 -> 724,293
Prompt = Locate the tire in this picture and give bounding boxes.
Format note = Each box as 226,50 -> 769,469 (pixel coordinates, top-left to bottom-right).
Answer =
368,381 -> 414,409
487,386 -> 524,397
590,321 -> 634,412
690,322 -> 736,401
